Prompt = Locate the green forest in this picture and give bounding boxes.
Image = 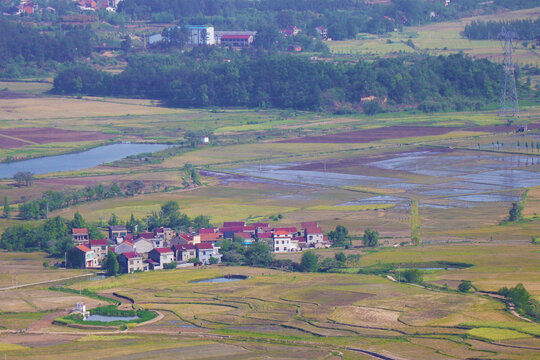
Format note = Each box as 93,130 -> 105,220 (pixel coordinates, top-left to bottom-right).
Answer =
464,18 -> 540,40
53,50 -> 503,113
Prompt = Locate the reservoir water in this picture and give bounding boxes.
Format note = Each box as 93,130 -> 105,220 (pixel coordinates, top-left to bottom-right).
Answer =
84,314 -> 139,322
0,143 -> 170,178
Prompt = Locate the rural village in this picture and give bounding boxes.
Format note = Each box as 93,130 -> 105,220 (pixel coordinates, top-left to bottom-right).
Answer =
1,0 -> 540,359
69,220 -> 331,271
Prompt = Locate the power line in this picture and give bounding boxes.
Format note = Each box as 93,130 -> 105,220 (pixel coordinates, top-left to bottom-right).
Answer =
498,27 -> 519,119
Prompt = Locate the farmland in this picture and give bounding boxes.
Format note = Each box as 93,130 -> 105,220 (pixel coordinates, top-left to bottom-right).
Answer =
328,7 -> 540,68
1,7 -> 540,356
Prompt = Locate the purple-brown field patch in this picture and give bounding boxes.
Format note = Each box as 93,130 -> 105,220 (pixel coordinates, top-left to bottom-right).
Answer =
0,127 -> 114,149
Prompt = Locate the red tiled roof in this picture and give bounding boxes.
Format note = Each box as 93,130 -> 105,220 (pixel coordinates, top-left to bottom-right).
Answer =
75,245 -> 91,252
121,252 -> 140,259
200,233 -> 222,242
72,228 -> 88,234
145,258 -> 159,265
220,226 -> 244,233
122,241 -> 134,246
274,227 -> 297,233
198,228 -> 216,234
153,247 -> 173,254
221,34 -> 252,40
196,243 -> 213,250
234,232 -> 252,239
124,234 -> 134,241
223,221 -> 245,227
243,225 -> 255,231
173,243 -> 196,251
138,232 -> 154,239
257,232 -> 273,239
89,239 -> 107,246
292,236 -> 305,241
274,230 -> 290,236
305,226 -> 323,234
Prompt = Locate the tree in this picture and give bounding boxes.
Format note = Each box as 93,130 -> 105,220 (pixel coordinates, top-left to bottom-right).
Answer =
209,256 -> 219,265
401,269 -> 423,284
13,171 -> 34,187
108,213 -> 119,226
245,242 -> 273,267
71,211 -> 86,229
363,228 -> 379,247
328,225 -> 349,247
300,250 -> 319,272
3,196 -> 11,218
458,280 -> 473,293
508,202 -> 523,222
335,252 -> 346,264
104,251 -> 119,276
121,35 -> 132,54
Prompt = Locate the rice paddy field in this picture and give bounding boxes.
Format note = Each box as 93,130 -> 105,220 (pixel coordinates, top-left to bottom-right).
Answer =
1,20 -> 540,356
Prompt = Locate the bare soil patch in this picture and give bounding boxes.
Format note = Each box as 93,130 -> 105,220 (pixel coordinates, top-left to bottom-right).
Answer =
0,127 -> 114,149
0,333 -> 81,347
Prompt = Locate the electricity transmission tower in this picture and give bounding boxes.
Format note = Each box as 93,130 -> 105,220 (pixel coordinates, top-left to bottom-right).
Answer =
498,27 -> 519,118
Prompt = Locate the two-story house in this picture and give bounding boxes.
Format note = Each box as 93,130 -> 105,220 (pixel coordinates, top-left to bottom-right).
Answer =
72,228 -> 89,245
88,239 -> 108,264
117,252 -> 148,273
195,243 -> 222,264
147,247 -> 174,270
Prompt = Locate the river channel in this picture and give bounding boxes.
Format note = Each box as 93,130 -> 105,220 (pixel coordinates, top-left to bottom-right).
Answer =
0,143 -> 170,178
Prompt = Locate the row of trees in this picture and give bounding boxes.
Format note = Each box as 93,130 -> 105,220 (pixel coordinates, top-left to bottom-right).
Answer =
53,52 -> 504,113
464,19 -> 540,40
17,183 -> 127,220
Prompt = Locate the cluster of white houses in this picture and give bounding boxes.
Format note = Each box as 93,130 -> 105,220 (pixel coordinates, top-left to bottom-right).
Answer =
67,221 -> 330,273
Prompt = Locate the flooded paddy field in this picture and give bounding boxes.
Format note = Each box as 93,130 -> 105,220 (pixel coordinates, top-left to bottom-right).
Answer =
225,148 -> 539,209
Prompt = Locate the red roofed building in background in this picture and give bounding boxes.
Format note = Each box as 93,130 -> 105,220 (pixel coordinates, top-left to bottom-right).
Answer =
72,228 -> 89,245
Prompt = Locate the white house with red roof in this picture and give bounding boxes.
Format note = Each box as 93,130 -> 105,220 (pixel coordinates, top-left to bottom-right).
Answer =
172,243 -> 197,263
68,244 -> 98,268
273,230 -> 293,253
117,252 -> 148,273
305,225 -> 324,246
148,247 -> 174,270
195,243 -> 222,264
88,239 -> 108,263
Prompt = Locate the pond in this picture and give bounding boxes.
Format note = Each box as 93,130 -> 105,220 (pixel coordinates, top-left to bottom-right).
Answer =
84,314 -> 139,322
191,275 -> 248,283
0,143 -> 171,178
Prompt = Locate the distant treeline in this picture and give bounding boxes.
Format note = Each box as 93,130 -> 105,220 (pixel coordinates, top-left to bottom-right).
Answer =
0,17 -> 93,66
464,19 -> 540,40
118,0 -> 487,39
53,51 -> 503,113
